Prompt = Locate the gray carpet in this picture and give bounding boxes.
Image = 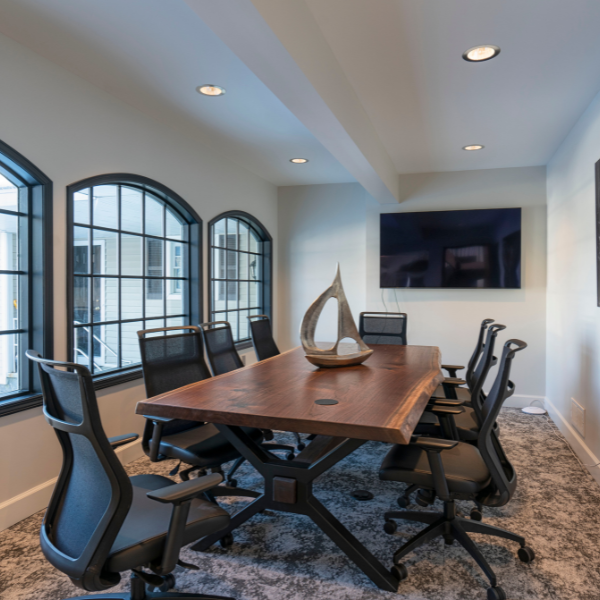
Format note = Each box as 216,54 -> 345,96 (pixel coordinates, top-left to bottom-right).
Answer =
1,408 -> 600,600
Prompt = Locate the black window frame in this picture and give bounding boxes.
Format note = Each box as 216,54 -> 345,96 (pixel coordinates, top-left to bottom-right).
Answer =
67,174 -> 202,389
0,140 -> 53,418
208,210 -> 272,349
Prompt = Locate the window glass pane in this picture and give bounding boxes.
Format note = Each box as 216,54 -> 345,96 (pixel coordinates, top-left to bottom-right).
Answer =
213,247 -> 225,279
227,281 -> 238,310
0,213 -> 19,272
0,174 -> 19,213
248,254 -> 260,282
166,208 -> 184,240
93,278 -> 118,323
238,309 -> 249,340
226,250 -> 237,280
213,280 -> 226,312
93,324 -> 119,373
226,219 -> 238,250
249,281 -> 259,308
74,327 -> 90,368
93,185 -> 118,230
213,218 -> 225,247
249,230 -> 259,253
145,319 -> 165,336
145,194 -> 164,237
92,229 -> 117,275
74,227 -> 90,274
121,234 -> 142,276
145,280 -> 163,316
167,282 -> 185,316
227,312 -> 238,341
239,281 -> 248,309
238,220 -> 249,252
121,321 -> 142,366
74,277 -> 90,324
121,279 -> 142,320
166,316 -> 184,328
166,241 -> 185,278
0,332 -> 20,396
146,238 -> 164,277
238,252 -> 248,280
0,274 -> 19,332
121,186 -> 143,233
73,188 -> 90,224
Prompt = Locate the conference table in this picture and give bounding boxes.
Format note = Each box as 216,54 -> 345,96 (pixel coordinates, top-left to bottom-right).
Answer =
136,344 -> 443,592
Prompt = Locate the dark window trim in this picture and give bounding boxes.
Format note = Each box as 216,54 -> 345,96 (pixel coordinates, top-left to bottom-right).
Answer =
67,173 -> 202,389
0,139 -> 53,418
208,210 -> 273,345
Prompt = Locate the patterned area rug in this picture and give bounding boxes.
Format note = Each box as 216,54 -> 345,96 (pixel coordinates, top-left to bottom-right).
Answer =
2,408 -> 600,600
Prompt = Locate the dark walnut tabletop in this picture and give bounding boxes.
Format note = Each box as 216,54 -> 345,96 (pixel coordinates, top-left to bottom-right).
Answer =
136,344 -> 443,445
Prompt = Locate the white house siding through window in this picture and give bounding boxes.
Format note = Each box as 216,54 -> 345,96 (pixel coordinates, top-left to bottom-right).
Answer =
72,184 -> 189,374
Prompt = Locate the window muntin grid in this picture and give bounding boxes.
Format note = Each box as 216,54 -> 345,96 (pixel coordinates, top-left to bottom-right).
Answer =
210,216 -> 265,342
70,183 -> 190,375
0,172 -> 28,399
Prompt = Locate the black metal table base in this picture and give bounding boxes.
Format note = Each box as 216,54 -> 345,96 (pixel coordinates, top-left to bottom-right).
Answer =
191,425 -> 398,592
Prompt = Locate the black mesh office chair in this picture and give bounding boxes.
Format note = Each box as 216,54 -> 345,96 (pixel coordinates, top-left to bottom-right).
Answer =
200,321 -> 296,460
359,312 -> 408,345
137,326 -> 265,506
380,340 -> 534,600
248,314 -> 305,451
26,350 -> 233,600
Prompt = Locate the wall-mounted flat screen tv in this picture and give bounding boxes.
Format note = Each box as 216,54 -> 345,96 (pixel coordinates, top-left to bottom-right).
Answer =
380,208 -> 521,289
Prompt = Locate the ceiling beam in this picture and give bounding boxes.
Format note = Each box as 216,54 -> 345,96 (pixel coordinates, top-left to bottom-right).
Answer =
185,0 -> 399,204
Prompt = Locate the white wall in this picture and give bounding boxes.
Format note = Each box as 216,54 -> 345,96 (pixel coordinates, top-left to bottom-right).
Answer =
546,87 -> 600,477
278,167 -> 547,404
0,32 -> 276,529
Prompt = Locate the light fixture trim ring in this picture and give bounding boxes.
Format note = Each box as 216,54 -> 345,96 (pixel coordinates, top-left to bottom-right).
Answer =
462,45 -> 501,62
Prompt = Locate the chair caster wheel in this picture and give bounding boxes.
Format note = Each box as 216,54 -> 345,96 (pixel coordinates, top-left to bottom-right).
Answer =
416,490 -> 434,507
297,442 -> 306,451
443,534 -> 454,545
518,546 -> 535,563
219,533 -> 234,548
397,496 -> 409,508
487,586 -> 506,600
150,574 -> 175,593
470,508 -> 483,521
383,520 -> 397,534
227,479 -> 238,488
391,563 -> 408,582
286,452 -> 295,461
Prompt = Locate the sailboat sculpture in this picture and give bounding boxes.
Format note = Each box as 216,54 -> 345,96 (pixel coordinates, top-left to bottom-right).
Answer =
300,264 -> 373,367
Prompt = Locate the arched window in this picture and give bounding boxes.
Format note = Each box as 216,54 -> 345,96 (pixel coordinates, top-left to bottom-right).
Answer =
0,140 -> 53,416
67,174 -> 201,386
209,211 -> 272,344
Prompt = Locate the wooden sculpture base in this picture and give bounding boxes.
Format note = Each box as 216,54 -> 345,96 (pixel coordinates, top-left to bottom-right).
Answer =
305,349 -> 373,368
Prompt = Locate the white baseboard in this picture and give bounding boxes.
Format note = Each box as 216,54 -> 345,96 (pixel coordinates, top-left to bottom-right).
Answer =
544,397 -> 600,487
0,439 -> 143,533
504,394 -> 546,409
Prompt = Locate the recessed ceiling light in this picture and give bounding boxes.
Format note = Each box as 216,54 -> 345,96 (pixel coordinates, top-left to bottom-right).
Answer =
463,145 -> 484,151
462,45 -> 500,62
290,158 -> 309,164
197,85 -> 226,96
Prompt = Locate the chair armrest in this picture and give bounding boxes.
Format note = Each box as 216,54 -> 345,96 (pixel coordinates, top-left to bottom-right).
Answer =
412,437 -> 459,451
145,415 -> 175,423
427,398 -> 465,407
441,364 -> 464,377
429,405 -> 464,415
147,473 -> 224,505
108,433 -> 139,449
443,377 -> 467,386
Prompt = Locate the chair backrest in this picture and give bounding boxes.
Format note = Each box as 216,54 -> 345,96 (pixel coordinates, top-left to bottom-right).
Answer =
25,350 -> 131,593
248,314 -> 280,361
359,312 -> 408,345
200,321 -> 243,375
475,339 -> 527,508
465,318 -> 495,389
138,325 -> 212,442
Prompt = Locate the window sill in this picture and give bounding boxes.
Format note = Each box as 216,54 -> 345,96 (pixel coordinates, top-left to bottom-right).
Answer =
235,340 -> 253,351
0,392 -> 43,418
93,368 -> 144,391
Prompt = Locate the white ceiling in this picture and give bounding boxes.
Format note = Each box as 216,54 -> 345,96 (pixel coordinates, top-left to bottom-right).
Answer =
2,0 -> 600,202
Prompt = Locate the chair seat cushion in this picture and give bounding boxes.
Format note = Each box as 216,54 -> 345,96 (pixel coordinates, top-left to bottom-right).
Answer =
107,474 -> 230,573
379,441 -> 491,495
417,407 -> 480,441
158,424 -> 264,466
